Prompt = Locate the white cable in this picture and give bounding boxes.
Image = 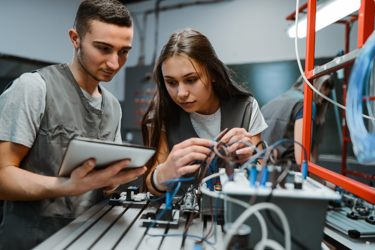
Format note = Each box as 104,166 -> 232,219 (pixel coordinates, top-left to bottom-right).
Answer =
321,241 -> 330,250
200,173 -> 270,248
294,0 -> 375,121
223,202 -> 291,250
255,239 -> 285,250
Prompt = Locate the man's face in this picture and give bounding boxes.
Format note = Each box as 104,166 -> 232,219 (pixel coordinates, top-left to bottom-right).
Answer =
77,20 -> 133,82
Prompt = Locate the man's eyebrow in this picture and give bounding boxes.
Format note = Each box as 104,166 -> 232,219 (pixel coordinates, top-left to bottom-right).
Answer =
92,41 -> 132,50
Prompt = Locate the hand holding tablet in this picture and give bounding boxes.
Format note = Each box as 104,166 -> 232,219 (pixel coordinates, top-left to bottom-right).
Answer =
59,136 -> 155,177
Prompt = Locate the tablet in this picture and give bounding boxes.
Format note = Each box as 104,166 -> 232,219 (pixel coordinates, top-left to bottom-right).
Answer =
58,136 -> 155,177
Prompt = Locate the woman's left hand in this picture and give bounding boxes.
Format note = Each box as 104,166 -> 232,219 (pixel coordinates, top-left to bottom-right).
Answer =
220,128 -> 255,163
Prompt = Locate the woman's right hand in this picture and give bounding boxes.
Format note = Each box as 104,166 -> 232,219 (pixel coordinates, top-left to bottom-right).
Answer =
156,138 -> 215,184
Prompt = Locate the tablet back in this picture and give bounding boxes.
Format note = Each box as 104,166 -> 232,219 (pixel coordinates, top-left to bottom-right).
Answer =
59,137 -> 155,177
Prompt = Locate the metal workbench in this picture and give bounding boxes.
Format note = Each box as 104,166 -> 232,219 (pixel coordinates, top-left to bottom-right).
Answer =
34,200 -> 223,250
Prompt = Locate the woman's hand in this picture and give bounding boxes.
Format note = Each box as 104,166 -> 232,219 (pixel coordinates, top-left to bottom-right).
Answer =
220,128 -> 256,163
156,138 -> 215,184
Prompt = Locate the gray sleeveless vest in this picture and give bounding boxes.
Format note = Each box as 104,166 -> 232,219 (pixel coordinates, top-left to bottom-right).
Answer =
166,95 -> 254,151
0,64 -> 121,250
260,89 -> 304,170
165,96 -> 253,193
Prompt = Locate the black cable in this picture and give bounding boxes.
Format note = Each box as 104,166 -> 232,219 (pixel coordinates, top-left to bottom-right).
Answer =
255,140 -> 268,151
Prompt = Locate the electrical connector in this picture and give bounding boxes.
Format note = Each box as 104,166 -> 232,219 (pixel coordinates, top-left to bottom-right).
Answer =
301,161 -> 308,179
260,167 -> 268,189
250,166 -> 257,188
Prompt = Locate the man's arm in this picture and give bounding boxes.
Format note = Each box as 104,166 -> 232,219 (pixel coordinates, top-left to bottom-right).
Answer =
0,141 -> 146,201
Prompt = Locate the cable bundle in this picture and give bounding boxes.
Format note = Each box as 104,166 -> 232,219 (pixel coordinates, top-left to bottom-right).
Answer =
347,31 -> 375,164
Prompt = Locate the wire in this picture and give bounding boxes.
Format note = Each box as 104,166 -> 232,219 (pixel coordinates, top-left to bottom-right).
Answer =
200,172 -> 269,249
162,176 -> 195,184
223,202 -> 291,250
233,138 -> 308,182
365,58 -> 375,128
254,240 -> 285,250
146,193 -> 166,202
346,29 -> 375,164
264,160 -> 309,250
146,181 -> 181,234
293,0 -> 375,121
146,179 -> 217,245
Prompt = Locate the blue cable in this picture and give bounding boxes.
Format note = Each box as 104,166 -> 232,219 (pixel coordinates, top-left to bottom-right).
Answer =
226,138 -> 308,183
146,193 -> 166,202
162,176 -> 195,184
146,180 -> 216,245
259,166 -> 268,188
145,181 -> 181,234
347,31 -> 375,164
146,233 -> 215,245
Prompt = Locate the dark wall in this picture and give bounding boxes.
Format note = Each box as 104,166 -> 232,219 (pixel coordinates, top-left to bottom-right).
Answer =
228,58 -> 353,157
0,56 -> 54,93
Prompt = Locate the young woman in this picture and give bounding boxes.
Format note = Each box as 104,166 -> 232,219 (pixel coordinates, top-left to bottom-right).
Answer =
141,29 -> 268,195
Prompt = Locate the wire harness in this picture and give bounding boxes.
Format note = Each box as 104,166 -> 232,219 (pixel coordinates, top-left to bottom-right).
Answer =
346,32 -> 375,164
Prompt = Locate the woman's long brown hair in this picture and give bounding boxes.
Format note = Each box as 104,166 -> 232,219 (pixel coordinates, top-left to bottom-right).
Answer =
141,29 -> 251,190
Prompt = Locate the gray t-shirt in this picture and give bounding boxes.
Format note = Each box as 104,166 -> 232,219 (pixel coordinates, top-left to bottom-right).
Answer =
0,72 -> 122,148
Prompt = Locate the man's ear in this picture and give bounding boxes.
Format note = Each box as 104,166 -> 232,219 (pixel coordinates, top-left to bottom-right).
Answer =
69,29 -> 80,50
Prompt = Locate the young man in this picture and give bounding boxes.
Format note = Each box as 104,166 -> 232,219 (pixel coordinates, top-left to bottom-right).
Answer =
0,1 -> 145,249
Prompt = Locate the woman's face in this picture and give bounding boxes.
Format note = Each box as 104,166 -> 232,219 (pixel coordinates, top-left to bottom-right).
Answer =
161,55 -> 219,115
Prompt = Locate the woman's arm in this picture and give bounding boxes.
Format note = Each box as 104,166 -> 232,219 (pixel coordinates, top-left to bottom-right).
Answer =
145,131 -> 170,196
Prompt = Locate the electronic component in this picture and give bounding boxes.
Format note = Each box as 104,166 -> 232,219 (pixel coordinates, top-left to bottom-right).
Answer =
208,168 -> 341,250
140,203 -> 181,229
108,187 -> 147,206
181,185 -> 199,213
326,189 -> 375,238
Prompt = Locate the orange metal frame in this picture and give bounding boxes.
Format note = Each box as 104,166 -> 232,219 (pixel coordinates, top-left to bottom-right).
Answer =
287,0 -> 375,204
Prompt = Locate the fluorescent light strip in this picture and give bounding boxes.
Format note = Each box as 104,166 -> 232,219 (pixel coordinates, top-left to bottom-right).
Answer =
288,0 -> 361,38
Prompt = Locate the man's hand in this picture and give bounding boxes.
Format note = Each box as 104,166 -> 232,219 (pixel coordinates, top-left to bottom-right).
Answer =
63,159 -> 146,196
0,141 -> 146,200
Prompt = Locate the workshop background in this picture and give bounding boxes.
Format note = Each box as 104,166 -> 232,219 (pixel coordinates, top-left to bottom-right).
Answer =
0,0 -> 371,183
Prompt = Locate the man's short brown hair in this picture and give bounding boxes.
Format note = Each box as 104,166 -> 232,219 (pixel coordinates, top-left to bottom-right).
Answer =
74,0 -> 132,40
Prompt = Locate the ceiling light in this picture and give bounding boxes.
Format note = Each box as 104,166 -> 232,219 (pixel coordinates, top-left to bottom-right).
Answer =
287,0 -> 361,38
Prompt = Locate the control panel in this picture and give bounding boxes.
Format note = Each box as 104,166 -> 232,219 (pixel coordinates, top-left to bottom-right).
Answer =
121,65 -> 156,144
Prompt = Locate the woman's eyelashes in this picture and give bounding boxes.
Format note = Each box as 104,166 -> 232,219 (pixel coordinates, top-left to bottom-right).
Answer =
186,78 -> 197,84
165,78 -> 196,86
165,79 -> 177,86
